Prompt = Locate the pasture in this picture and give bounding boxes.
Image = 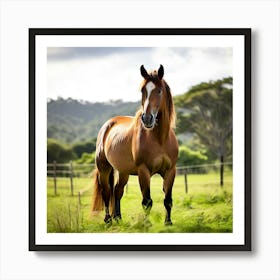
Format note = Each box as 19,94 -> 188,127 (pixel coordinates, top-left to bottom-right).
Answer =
47,172 -> 232,233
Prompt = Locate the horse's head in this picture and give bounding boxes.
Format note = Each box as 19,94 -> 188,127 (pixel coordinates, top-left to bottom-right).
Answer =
139,65 -> 164,129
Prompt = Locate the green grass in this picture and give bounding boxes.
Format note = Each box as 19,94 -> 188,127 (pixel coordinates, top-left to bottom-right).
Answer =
47,172 -> 232,233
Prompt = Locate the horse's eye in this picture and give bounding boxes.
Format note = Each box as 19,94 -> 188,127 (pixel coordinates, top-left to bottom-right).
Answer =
158,89 -> 162,95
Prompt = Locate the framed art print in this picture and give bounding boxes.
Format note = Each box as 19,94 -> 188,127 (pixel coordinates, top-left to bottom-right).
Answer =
29,28 -> 251,251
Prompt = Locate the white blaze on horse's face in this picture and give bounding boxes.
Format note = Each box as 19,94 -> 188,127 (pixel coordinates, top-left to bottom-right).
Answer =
143,81 -> 156,112
141,81 -> 162,129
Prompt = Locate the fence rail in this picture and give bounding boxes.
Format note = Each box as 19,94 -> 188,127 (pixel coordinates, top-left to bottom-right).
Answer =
176,162 -> 232,170
47,161 -> 232,196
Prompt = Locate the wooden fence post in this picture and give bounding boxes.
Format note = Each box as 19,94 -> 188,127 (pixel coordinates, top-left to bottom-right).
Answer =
53,160 -> 57,196
184,170 -> 188,193
70,161 -> 74,196
220,156 -> 224,187
78,191 -> 81,206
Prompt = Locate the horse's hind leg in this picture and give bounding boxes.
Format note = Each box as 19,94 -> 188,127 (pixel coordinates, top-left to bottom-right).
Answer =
162,167 -> 176,225
113,173 -> 129,220
98,169 -> 114,223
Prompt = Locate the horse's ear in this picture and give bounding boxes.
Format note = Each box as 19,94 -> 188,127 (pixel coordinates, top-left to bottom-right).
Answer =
158,64 -> 164,80
140,65 -> 149,80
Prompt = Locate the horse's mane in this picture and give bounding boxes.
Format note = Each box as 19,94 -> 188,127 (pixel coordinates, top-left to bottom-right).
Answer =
162,79 -> 176,129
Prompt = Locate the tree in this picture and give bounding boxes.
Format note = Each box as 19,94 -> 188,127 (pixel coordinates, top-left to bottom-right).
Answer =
72,139 -> 96,158
175,77 -> 233,186
47,138 -> 77,163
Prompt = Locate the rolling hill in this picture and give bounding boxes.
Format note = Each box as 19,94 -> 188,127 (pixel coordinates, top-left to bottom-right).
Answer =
47,98 -> 139,143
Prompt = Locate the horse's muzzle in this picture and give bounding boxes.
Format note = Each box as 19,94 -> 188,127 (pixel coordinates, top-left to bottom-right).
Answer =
141,113 -> 155,129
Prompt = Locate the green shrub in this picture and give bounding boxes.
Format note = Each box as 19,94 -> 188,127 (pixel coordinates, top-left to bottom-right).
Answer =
47,138 -> 77,163
177,145 -> 208,167
72,140 -> 96,158
75,152 -> 95,164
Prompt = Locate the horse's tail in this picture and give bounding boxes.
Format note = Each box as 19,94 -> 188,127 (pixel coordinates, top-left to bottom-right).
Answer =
91,168 -> 115,214
92,169 -> 104,211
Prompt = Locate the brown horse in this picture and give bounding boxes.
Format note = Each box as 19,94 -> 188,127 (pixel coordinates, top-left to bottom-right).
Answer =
92,65 -> 178,225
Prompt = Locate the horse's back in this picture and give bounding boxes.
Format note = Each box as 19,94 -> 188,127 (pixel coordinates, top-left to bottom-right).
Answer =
96,116 -> 133,145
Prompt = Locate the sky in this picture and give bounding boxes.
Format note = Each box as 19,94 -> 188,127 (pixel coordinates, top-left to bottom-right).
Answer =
47,47 -> 232,102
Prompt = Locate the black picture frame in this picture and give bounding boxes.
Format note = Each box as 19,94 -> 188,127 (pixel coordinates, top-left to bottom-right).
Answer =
29,28 -> 251,251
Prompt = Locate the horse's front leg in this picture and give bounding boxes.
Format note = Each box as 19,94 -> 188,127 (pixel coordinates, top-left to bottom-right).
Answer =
162,167 -> 176,225
138,165 -> 153,215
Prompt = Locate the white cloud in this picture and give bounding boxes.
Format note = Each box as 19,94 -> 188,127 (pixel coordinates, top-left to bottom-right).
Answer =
47,47 -> 232,102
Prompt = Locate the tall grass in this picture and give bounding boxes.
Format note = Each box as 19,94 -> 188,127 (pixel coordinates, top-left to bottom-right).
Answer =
47,172 -> 232,233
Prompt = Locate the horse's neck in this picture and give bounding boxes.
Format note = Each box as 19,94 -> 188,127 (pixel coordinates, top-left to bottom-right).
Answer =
154,110 -> 170,144
134,109 -> 171,145
136,111 -> 170,145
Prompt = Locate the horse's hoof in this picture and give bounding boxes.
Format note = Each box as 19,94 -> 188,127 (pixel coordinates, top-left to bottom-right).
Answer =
104,215 -> 112,224
142,204 -> 152,216
142,208 -> 151,216
143,216 -> 152,228
164,220 -> 173,226
114,215 -> 122,223
142,198 -> 153,214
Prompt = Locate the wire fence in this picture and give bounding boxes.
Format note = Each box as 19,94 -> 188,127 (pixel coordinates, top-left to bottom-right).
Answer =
47,161 -> 232,197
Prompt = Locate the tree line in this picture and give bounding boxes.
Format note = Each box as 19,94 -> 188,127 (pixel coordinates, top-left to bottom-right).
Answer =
47,138 -> 96,164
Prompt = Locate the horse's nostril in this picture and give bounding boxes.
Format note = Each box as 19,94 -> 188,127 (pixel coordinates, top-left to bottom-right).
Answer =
141,113 -> 154,127
142,113 -> 152,122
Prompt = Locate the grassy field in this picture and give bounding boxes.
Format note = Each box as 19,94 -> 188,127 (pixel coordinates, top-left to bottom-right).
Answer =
47,172 -> 232,233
